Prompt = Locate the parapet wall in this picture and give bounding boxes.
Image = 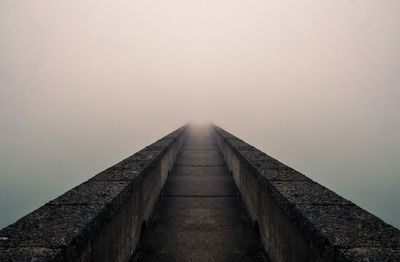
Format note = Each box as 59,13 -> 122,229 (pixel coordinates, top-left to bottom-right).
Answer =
0,126 -> 187,262
213,125 -> 400,262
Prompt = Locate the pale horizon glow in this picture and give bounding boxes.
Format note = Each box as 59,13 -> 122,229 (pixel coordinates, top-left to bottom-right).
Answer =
0,0 -> 399,228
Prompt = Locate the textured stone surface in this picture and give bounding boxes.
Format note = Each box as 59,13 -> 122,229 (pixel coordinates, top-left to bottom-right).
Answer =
213,125 -> 400,262
133,198 -> 268,262
336,247 -> 400,262
0,205 -> 99,250
215,128 -> 310,181
0,125 -> 187,261
91,134 -> 183,181
175,151 -> 225,166
0,247 -> 65,262
91,159 -> 152,181
171,165 -> 230,177
91,165 -> 142,181
269,181 -> 351,206
299,204 -> 400,249
48,181 -> 131,206
3,124 -> 398,261
90,128 -> 188,182
133,131 -> 268,262
162,174 -> 238,196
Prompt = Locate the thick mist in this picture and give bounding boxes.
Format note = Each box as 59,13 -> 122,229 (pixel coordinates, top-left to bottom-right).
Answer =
1,0 -> 399,228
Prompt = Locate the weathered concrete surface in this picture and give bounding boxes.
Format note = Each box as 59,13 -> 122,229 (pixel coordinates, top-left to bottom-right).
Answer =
213,125 -> 400,262
132,126 -> 268,262
0,126 -> 187,262
174,150 -> 225,166
2,124 -> 398,262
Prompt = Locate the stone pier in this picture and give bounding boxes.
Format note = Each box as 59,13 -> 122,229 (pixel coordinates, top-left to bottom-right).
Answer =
0,124 -> 399,262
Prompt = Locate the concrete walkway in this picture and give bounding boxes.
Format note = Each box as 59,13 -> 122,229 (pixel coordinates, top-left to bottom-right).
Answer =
132,127 -> 268,262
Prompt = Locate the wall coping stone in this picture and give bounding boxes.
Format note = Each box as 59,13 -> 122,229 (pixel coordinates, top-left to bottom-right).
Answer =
0,125 -> 187,261
213,125 -> 400,261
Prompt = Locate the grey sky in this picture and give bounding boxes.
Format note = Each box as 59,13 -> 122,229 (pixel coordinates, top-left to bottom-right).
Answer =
0,0 -> 399,228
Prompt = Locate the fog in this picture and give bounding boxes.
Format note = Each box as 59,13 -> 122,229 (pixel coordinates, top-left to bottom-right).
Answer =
1,0 -> 399,229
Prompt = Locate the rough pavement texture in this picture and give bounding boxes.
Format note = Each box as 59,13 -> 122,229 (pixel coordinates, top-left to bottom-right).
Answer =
132,127 -> 268,262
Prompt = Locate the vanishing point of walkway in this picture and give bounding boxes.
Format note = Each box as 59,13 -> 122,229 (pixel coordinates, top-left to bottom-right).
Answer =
132,127 -> 268,261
